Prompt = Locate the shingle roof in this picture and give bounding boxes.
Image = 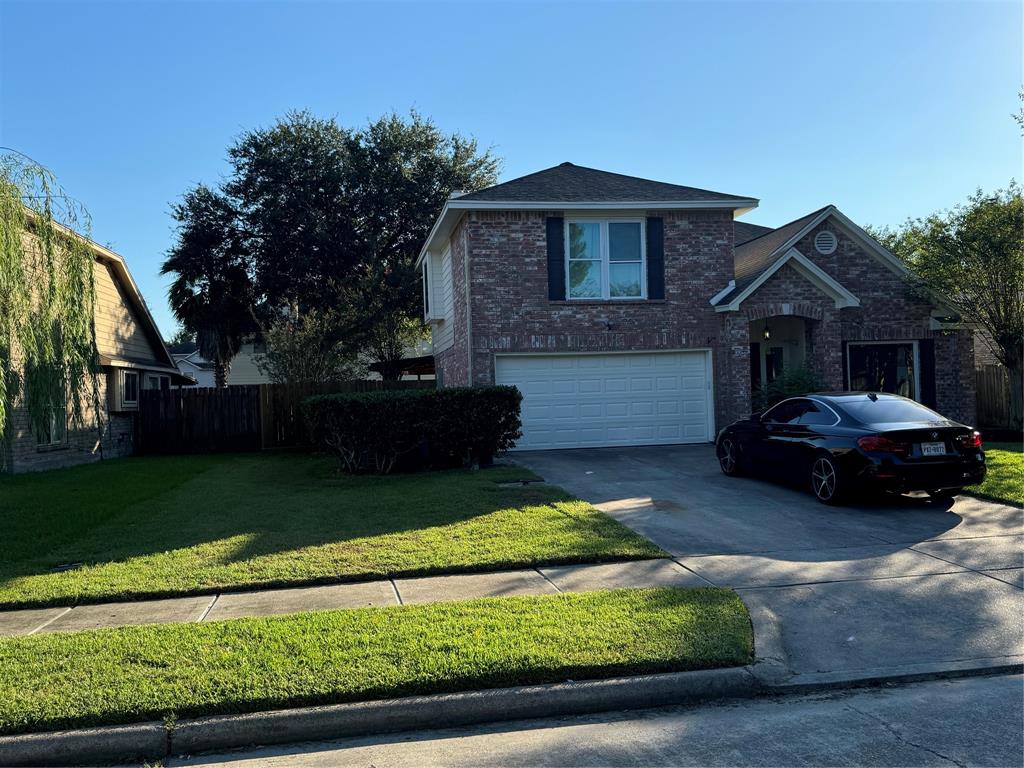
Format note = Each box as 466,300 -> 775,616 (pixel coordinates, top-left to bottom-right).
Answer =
734,221 -> 775,245
714,205 -> 834,305
455,162 -> 754,204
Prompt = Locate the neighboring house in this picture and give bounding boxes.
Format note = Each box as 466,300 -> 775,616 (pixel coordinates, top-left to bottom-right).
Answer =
173,349 -> 216,387
3,228 -> 191,473
417,162 -> 976,450
170,342 -> 272,387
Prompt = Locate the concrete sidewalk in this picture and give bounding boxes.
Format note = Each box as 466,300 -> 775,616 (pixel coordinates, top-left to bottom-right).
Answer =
0,558 -> 710,637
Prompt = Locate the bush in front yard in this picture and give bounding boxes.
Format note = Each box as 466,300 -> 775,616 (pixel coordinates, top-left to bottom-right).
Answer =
303,386 -> 522,473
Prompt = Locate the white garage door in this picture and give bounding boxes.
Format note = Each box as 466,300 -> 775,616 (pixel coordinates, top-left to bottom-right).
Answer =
495,351 -> 713,451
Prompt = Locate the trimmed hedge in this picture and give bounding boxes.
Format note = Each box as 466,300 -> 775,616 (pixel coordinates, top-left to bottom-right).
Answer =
303,386 -> 522,473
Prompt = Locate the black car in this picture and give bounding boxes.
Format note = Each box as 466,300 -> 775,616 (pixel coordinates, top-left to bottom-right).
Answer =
715,392 -> 987,504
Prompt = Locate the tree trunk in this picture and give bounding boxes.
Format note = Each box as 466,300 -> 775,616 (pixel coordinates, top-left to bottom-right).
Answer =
378,358 -> 404,382
214,358 -> 231,388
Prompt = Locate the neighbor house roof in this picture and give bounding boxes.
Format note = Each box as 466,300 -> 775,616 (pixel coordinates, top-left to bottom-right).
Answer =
418,162 -> 759,266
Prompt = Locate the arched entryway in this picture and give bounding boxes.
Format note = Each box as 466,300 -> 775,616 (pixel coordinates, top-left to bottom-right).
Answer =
747,315 -> 811,392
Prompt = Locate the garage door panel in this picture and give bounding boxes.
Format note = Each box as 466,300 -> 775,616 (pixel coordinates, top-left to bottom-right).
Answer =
496,352 -> 712,450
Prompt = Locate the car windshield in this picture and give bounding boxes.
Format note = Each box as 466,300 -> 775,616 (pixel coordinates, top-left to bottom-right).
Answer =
838,396 -> 942,424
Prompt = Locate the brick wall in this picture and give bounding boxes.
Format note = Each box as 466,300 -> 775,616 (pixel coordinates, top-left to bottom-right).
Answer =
437,207 -> 977,431
4,363 -> 135,474
457,208 -> 744,428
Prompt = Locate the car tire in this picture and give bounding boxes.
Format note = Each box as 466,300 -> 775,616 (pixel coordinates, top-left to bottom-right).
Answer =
811,453 -> 844,505
718,437 -> 744,477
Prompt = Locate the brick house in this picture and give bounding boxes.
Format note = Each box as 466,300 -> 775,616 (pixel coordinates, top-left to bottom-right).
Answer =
3,227 -> 191,473
416,163 -> 976,451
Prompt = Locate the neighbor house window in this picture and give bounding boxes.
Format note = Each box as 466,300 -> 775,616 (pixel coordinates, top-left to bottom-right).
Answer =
566,220 -> 645,300
846,342 -> 919,400
121,370 -> 139,407
36,402 -> 67,447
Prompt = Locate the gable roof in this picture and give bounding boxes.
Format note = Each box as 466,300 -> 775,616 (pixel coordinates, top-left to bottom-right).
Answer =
418,163 -> 759,266
40,217 -> 186,380
457,162 -> 756,205
713,205 -> 910,311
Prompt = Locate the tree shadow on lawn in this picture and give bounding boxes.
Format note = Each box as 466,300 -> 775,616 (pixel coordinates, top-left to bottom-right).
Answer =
0,453 -> 657,606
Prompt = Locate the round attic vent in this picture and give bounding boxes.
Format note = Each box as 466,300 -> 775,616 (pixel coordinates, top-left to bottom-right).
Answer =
814,230 -> 838,255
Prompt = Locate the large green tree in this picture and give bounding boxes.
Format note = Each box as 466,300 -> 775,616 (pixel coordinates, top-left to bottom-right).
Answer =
872,184 -> 1024,429
163,111 -> 499,384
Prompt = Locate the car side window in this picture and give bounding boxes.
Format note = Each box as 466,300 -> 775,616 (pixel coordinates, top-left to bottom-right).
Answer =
799,402 -> 836,426
763,399 -> 808,425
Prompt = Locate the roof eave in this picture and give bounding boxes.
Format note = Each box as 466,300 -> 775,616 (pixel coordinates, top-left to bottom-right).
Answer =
418,197 -> 760,265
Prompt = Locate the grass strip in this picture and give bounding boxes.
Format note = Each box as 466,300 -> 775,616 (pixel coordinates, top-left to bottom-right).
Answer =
967,441 -> 1023,507
0,587 -> 752,735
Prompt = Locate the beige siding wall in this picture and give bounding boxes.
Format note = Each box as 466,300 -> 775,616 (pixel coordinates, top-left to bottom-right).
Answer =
227,344 -> 271,385
93,262 -> 160,363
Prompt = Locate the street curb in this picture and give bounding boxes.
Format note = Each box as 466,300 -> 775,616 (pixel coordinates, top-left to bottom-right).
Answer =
0,667 -> 757,766
765,656 -> 1024,694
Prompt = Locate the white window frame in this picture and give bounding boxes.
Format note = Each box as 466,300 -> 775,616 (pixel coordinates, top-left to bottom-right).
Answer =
565,218 -> 647,301
145,373 -> 170,391
37,402 -> 67,448
121,370 -> 139,408
845,341 -> 921,402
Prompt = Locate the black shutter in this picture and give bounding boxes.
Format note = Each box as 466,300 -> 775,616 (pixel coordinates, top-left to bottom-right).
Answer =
919,338 -> 936,407
546,217 -> 565,301
646,217 -> 665,300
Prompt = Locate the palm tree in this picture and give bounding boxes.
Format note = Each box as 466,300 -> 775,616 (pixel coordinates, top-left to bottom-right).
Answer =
162,185 -> 257,387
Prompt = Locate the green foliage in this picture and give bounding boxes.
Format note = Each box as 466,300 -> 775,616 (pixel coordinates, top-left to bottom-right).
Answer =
752,365 -> 827,411
870,183 -> 1024,428
255,308 -> 365,384
0,587 -> 751,735
163,111 -> 500,383
0,152 -> 99,461
304,386 -> 522,473
0,454 -> 662,607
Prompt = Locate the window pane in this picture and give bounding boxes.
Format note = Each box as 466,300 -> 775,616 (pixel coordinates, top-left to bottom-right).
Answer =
609,262 -> 642,297
837,395 -> 941,424
848,344 -> 915,398
568,222 -> 600,261
569,260 -> 601,298
609,222 -> 642,262
52,407 -> 66,443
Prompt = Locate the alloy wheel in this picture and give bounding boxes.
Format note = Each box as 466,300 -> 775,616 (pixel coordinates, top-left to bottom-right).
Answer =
812,457 -> 837,501
719,439 -> 737,474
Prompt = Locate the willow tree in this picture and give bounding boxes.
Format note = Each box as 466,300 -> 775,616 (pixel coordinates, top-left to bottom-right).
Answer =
0,152 -> 99,462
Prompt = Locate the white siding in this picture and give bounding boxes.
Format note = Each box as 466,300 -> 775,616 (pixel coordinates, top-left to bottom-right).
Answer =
430,247 -> 455,353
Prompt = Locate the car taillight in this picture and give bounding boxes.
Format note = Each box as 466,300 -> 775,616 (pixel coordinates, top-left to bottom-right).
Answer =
957,431 -> 983,450
857,435 -> 909,456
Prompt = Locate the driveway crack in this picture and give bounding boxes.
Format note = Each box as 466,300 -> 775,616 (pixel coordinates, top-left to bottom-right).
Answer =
847,703 -> 967,767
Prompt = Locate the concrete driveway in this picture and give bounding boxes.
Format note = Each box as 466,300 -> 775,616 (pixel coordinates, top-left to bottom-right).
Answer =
515,446 -> 1023,681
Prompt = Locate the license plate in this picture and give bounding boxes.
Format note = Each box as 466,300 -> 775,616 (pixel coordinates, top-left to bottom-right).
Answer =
921,442 -> 946,456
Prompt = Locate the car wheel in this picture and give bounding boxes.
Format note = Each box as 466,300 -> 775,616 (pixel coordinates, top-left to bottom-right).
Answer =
718,437 -> 743,477
811,454 -> 844,505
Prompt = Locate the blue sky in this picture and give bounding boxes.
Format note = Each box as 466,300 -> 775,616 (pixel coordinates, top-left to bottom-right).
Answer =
2,0 -> 1020,336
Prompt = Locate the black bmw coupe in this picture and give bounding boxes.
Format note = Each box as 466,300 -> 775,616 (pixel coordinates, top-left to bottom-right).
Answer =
715,392 -> 987,504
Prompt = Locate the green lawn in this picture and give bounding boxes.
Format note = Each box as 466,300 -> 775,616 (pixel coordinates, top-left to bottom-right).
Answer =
0,587 -> 752,735
967,441 -> 1023,506
0,454 -> 664,608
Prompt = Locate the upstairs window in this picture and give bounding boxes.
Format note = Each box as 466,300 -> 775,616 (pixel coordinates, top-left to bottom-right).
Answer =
566,220 -> 645,300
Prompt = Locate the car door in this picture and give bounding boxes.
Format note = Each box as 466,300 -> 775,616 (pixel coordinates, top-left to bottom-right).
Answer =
759,399 -> 811,475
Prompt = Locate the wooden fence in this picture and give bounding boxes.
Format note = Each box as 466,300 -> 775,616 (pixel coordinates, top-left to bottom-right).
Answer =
975,365 -> 1013,429
137,380 -> 435,455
